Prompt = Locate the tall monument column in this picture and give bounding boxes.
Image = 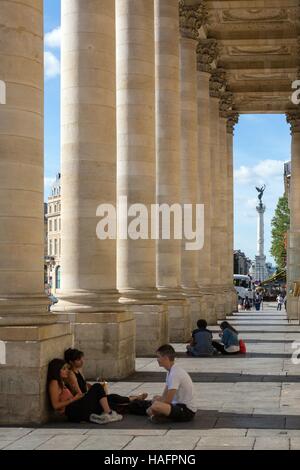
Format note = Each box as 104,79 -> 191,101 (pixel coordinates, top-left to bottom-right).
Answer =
116,0 -> 168,354
227,113 -> 239,312
286,111 -> 300,320
179,0 -> 206,320
196,39 -> 218,325
54,0 -> 135,379
155,0 -> 189,342
254,186 -> 267,283
0,0 -> 72,424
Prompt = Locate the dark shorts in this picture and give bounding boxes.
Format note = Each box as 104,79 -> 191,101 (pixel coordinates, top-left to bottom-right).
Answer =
168,403 -> 196,422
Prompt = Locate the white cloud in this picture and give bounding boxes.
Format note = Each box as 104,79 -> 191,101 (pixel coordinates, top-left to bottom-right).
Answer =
45,177 -> 55,189
234,159 -> 285,185
44,51 -> 60,79
45,27 -> 61,48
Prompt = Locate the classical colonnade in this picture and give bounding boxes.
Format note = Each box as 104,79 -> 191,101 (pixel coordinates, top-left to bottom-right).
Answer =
1,0 -> 243,424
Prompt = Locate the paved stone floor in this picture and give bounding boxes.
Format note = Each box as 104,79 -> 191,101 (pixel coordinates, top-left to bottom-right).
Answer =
2,302 -> 300,450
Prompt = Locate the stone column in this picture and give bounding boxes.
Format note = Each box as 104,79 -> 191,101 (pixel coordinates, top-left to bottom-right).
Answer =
227,113 -> 239,312
219,112 -> 232,316
155,0 -> 190,342
0,0 -> 72,424
196,39 -> 218,326
209,69 -> 227,320
286,111 -> 300,320
116,0 -> 168,355
54,0 -> 135,379
179,0 -> 206,322
219,92 -> 234,316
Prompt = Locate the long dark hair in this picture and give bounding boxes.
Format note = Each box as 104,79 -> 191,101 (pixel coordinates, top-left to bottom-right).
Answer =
47,358 -> 66,390
220,321 -> 238,335
64,348 -> 84,364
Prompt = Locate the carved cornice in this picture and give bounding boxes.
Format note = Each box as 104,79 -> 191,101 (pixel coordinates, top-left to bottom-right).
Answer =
286,110 -> 300,134
197,39 -> 219,73
227,112 -> 240,135
209,68 -> 227,98
179,0 -> 208,41
220,91 -> 234,118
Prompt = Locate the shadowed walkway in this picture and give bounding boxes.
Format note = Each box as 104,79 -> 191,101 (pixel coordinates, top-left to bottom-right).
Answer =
2,302 -> 300,450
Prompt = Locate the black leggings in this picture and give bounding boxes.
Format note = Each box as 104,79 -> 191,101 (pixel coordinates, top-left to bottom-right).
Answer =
212,341 -> 240,356
65,383 -> 130,423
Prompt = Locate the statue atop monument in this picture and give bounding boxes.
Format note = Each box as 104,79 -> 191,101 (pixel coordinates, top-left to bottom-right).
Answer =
256,184 -> 266,208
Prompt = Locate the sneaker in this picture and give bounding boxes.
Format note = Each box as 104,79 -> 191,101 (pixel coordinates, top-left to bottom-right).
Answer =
90,411 -> 123,425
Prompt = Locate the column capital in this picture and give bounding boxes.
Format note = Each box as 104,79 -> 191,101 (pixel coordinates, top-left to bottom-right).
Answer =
196,38 -> 219,73
286,109 -> 300,134
179,0 -> 207,41
209,68 -> 226,99
227,112 -> 240,135
219,91 -> 234,118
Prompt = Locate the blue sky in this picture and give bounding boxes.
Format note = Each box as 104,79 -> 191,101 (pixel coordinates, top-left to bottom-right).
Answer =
44,1 -> 291,266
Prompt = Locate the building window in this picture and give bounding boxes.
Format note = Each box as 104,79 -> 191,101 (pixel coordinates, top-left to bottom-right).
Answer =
54,239 -> 58,256
54,219 -> 57,232
59,238 -> 61,256
49,205 -> 52,214
49,220 -> 52,232
59,218 -> 61,231
49,240 -> 52,256
56,266 -> 61,290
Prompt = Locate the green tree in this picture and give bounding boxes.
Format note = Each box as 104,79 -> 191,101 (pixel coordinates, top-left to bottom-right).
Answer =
270,195 -> 290,270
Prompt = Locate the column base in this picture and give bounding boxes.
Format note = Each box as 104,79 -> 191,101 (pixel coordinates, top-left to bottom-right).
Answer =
168,300 -> 191,343
157,288 -> 190,343
287,294 -> 300,321
56,311 -> 136,380
198,290 -> 217,326
0,321 -> 72,426
127,303 -> 169,356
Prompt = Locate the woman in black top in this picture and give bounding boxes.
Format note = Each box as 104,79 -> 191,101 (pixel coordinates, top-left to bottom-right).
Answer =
64,349 -> 148,411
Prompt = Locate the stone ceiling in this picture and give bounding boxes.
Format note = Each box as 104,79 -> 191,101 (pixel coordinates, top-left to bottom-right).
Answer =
189,0 -> 300,113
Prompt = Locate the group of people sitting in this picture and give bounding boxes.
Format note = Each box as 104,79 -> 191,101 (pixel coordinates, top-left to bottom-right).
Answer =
48,322 -> 245,425
48,344 -> 197,426
186,320 -> 245,357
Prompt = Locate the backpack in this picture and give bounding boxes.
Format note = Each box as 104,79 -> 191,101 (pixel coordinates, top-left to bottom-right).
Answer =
239,340 -> 247,354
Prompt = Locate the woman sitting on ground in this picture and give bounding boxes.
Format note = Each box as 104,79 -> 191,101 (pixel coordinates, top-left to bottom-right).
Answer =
64,348 -> 148,410
47,359 -> 123,425
186,319 -> 215,357
212,321 -> 240,355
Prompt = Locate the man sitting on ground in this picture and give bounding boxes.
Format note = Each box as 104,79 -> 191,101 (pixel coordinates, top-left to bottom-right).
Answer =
147,344 -> 197,423
186,319 -> 215,357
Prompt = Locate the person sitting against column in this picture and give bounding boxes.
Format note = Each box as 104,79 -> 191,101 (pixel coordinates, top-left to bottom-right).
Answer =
47,359 -> 123,424
212,321 -> 240,355
146,344 -> 197,423
64,348 -> 148,412
186,319 -> 215,357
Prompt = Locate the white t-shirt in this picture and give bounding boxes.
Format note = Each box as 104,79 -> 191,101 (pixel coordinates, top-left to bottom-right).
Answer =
166,364 -> 197,413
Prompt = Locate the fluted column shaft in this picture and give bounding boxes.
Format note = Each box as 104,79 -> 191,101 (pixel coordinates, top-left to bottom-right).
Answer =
180,36 -> 199,291
155,0 -> 181,292
116,0 -> 157,298
59,0 -> 119,308
0,0 -> 49,321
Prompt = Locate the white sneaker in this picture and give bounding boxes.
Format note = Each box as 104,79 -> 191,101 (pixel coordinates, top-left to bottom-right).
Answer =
90,412 -> 123,425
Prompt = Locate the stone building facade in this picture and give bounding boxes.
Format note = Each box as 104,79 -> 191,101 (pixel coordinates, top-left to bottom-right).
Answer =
45,174 -> 62,292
